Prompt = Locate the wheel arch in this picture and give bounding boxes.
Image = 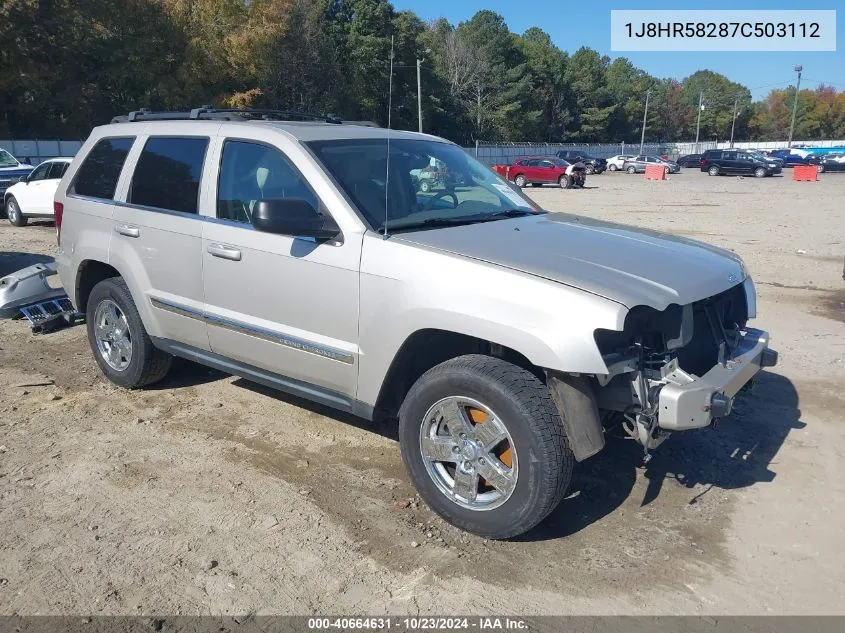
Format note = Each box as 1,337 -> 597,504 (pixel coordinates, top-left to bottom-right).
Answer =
372,328 -> 539,421
75,259 -> 122,312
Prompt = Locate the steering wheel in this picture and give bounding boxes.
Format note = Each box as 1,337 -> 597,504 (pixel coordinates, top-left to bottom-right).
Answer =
420,189 -> 459,211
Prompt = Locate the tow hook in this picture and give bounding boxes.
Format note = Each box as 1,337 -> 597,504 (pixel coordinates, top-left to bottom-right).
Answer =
709,393 -> 733,419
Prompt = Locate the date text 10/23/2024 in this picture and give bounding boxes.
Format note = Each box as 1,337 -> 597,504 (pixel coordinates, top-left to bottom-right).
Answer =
610,10 -> 836,52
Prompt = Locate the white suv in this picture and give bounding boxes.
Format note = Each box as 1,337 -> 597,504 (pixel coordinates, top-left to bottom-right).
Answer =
55,108 -> 776,539
4,157 -> 72,226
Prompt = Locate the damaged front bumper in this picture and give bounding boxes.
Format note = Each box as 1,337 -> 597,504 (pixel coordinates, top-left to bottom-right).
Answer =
657,327 -> 778,431
0,261 -> 82,331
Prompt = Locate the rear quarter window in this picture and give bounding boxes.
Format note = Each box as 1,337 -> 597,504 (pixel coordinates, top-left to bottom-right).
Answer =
128,137 -> 209,214
70,137 -> 135,200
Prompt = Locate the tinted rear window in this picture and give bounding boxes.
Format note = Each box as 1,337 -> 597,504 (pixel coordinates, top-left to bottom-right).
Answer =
129,137 -> 209,214
48,162 -> 68,179
71,137 -> 134,199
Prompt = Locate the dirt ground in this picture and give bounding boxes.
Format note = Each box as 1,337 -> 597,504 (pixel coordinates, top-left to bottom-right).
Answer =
1,169 -> 844,617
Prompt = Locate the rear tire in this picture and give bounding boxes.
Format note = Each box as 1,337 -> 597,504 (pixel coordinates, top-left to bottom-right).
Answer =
708,165 -> 720,176
608,164 -> 618,172
398,355 -> 573,539
626,166 -> 636,174
86,277 -> 172,389
6,197 -> 27,226
585,165 -> 595,175
817,163 -> 825,174
514,174 -> 527,187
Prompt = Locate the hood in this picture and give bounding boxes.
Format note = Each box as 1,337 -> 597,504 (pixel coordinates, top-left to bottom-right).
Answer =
0,165 -> 34,178
394,212 -> 745,310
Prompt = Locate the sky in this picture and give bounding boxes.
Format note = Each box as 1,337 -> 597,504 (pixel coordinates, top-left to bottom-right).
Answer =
391,0 -> 844,100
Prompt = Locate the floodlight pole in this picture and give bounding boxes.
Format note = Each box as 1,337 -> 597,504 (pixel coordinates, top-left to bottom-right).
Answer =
787,65 -> 803,148
639,90 -> 650,155
694,91 -> 703,153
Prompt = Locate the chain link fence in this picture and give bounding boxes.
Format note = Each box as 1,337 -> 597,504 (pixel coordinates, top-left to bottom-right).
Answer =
463,139 -> 845,166
464,141 -> 697,166
0,140 -> 84,165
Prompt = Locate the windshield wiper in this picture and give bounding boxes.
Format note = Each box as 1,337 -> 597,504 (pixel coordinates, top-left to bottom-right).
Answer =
386,209 -> 540,233
483,209 -> 541,219
386,217 -> 486,232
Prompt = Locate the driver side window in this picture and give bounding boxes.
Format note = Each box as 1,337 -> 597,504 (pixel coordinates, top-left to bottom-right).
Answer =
217,140 -> 318,225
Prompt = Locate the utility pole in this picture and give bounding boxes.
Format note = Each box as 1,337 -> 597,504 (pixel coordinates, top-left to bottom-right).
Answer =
788,65 -> 803,148
639,89 -> 651,155
416,58 -> 423,133
729,96 -> 739,148
477,88 -> 482,132
694,91 -> 704,153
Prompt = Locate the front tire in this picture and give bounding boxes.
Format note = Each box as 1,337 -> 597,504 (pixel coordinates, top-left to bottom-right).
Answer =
6,197 -> 27,226
754,167 -> 766,178
86,277 -> 172,389
558,175 -> 571,189
398,355 -> 573,539
708,165 -> 720,176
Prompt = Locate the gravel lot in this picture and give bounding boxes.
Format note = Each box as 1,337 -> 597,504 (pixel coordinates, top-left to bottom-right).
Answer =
1,169 -> 844,617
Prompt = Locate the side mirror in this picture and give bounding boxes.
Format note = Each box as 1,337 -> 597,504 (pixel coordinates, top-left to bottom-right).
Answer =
251,198 -> 341,241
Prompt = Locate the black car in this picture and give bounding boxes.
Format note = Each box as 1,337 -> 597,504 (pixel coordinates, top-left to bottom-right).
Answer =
817,155 -> 845,173
700,149 -> 781,178
676,154 -> 702,167
554,150 -> 607,174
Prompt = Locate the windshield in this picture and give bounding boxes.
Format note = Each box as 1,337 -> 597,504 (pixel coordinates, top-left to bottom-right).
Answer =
308,138 -> 540,232
0,150 -> 19,167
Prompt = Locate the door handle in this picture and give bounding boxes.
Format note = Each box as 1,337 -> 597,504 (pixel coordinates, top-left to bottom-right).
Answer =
207,243 -> 242,261
114,224 -> 140,238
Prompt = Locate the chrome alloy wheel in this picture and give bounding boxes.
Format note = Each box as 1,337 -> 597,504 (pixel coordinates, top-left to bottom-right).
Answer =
93,299 -> 132,371
419,396 -> 518,511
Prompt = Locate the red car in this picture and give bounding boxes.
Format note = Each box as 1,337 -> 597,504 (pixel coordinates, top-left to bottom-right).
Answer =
508,156 -> 586,188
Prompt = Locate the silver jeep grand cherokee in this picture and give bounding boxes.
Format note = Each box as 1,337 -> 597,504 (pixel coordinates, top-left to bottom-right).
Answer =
55,108 -> 777,539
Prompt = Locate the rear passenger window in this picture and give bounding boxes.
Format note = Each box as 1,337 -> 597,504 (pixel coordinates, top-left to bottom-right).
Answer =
216,140 -> 318,225
129,137 -> 208,214
48,162 -> 68,179
71,137 -> 134,200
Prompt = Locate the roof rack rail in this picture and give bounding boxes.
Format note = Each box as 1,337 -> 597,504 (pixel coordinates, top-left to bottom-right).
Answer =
111,107 -> 346,125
